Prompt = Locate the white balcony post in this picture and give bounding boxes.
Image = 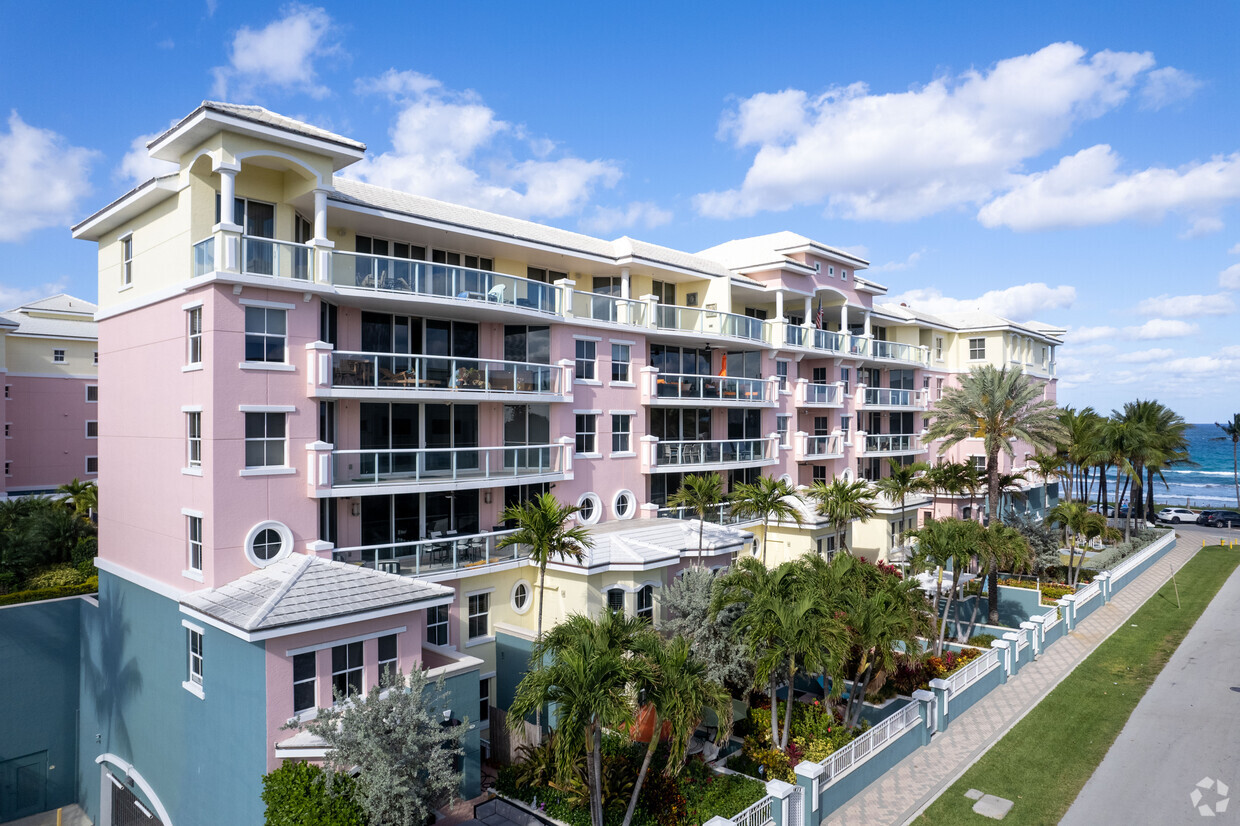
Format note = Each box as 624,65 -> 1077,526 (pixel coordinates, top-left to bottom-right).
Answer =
306,341 -> 332,392
555,278 -> 575,318
840,303 -> 849,334
557,359 -> 574,398
794,377 -> 808,406
619,267 -> 631,324
306,441 -> 333,495
794,431 -> 807,462
863,310 -> 872,338
640,366 -> 657,404
642,294 -> 659,330
775,290 -> 785,323
640,434 -> 658,473
310,188 -> 335,284
213,160 -> 242,273
803,296 -> 813,327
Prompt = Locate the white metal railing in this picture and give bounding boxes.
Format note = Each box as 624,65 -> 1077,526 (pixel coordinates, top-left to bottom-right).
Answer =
654,304 -> 765,342
192,237 -> 215,277
945,648 -> 1000,697
801,382 -> 843,406
863,433 -> 922,454
1109,530 -> 1174,582
655,502 -> 754,526
729,794 -> 773,826
784,325 -> 846,353
570,290 -> 649,326
653,372 -> 772,403
1075,581 -> 1101,606
328,352 -> 563,395
803,434 -> 843,458
862,387 -> 925,407
331,443 -> 566,487
822,701 -> 921,783
653,437 -> 776,468
241,236 -> 312,280
869,340 -> 929,365
332,529 -> 524,576
332,251 -> 559,313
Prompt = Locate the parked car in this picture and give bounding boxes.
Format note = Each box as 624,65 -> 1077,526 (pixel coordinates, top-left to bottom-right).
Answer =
1205,511 -> 1240,528
1197,510 -> 1221,526
1088,504 -> 1115,518
1156,507 -> 1198,524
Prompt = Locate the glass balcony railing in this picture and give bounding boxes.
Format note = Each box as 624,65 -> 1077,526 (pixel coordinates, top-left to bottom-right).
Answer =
654,372 -> 770,403
331,251 -> 558,313
804,434 -> 843,457
863,434 -> 922,454
331,443 -> 566,488
329,352 -> 561,395
241,236 -> 312,280
803,383 -> 842,405
570,290 -> 649,325
862,388 -> 922,407
192,237 -> 215,277
869,340 -> 928,365
331,529 -> 526,577
783,324 -> 848,354
654,305 -> 764,342
656,502 -> 752,526
653,438 -> 774,468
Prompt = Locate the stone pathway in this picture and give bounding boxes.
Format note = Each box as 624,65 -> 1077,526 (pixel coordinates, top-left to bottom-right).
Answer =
826,532 -> 1201,826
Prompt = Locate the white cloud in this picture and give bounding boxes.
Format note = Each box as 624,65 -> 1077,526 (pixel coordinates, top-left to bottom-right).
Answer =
1229,243 -> 1240,255
1126,318 -> 1198,339
0,112 -> 97,243
350,70 -> 622,221
117,130 -> 178,185
978,144 -> 1240,231
0,279 -> 68,310
1218,344 -> 1240,358
579,202 -> 673,235
1160,355 -> 1230,374
1140,66 -> 1203,110
1220,263 -> 1240,289
696,42 -> 1156,220
1180,216 -> 1225,239
211,5 -> 339,100
1133,292 -> 1236,317
157,38 -> 175,50
1067,325 -> 1119,343
870,248 -> 926,272
887,282 -> 1075,321
1113,348 -> 1176,363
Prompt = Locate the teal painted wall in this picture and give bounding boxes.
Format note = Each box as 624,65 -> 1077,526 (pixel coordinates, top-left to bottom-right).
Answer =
439,671 -> 482,799
946,664 -> 1003,720
77,572 -> 269,826
495,630 -> 534,711
817,723 -> 923,817
0,597 -> 83,822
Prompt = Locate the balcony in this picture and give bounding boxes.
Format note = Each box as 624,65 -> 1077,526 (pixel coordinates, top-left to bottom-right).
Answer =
310,350 -> 571,403
866,340 -> 929,367
857,387 -> 927,410
655,502 -> 757,527
654,304 -> 765,344
782,324 -> 846,354
643,370 -> 776,406
331,528 -> 527,580
642,436 -> 779,473
191,234 -> 314,281
794,432 -> 844,462
860,433 -> 927,457
570,290 -> 649,326
331,251 -> 559,314
322,442 -> 571,495
794,379 -> 844,407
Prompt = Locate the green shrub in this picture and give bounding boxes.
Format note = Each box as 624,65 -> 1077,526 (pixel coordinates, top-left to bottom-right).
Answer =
25,563 -> 89,589
683,767 -> 765,822
0,577 -> 98,606
967,634 -> 998,648
261,761 -> 365,826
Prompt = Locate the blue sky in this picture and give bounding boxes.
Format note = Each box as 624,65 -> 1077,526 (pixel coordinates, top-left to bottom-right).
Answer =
2,0 -> 1239,420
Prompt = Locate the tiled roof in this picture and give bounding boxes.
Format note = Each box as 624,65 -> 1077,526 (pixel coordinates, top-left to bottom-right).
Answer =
696,231 -> 870,271
188,102 -> 366,151
874,302 -> 1065,341
181,554 -> 451,633
1,295 -> 98,339
11,293 -> 97,315
580,519 -> 752,568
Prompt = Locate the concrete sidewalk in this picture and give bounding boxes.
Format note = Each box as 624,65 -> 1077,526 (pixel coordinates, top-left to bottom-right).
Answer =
826,531 -> 1203,825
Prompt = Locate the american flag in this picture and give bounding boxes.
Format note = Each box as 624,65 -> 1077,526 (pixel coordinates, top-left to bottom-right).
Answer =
814,300 -> 825,329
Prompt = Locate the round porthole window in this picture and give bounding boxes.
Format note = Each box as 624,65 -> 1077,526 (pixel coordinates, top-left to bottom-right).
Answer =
244,520 -> 293,568
511,580 -> 532,614
577,493 -> 601,525
614,489 -> 636,520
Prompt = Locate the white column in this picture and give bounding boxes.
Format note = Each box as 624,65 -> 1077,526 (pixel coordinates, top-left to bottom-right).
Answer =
620,267 -> 630,300
840,303 -> 849,334
313,188 -> 329,241
775,290 -> 785,322
803,296 -> 813,326
217,166 -> 239,227
863,310 -> 872,338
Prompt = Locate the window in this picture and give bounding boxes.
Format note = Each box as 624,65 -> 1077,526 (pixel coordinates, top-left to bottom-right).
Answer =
923,376 -> 930,391
86,420 -> 98,439
512,581 -> 531,613
841,368 -> 851,394
776,415 -> 790,447
652,280 -> 676,305
935,378 -> 944,400
331,642 -> 363,700
187,627 -> 204,686
611,343 -> 631,383
3,424 -> 8,437
969,338 -> 986,360
479,677 -> 491,723
187,515 -> 203,573
776,360 -> 789,391
244,412 -> 285,467
187,307 -> 203,365
86,385 -> 98,402
611,414 -> 631,453
85,456 -> 98,474
841,416 -> 851,437
319,498 -> 338,546
813,465 -> 827,483
607,588 -> 625,614
427,605 -> 449,646
252,528 -> 282,561
817,534 -> 837,561
575,339 -> 597,381
614,490 -> 635,519
576,413 -> 597,455
121,237 -> 133,286
52,349 -> 65,363
467,593 -> 490,640
293,652 -> 316,714
934,336 -> 944,361
1039,345 -> 1048,365
828,266 -> 835,276
4,385 -> 8,399
841,269 -> 848,280
636,585 -> 654,623
526,266 -> 566,283
378,634 -> 398,687
577,493 -> 601,525
187,412 -> 202,468
3,462 -> 9,476
93,351 -> 98,365
244,307 -> 286,363
971,456 -> 987,475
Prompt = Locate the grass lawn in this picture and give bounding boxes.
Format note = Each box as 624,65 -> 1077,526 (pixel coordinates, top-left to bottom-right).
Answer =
914,544 -> 1240,826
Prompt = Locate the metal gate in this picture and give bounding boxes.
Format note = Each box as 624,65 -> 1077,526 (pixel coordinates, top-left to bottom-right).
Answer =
111,777 -> 162,826
787,784 -> 804,826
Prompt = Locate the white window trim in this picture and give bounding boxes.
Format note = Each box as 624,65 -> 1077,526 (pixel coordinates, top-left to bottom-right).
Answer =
238,298 -> 298,311
85,456 -> 98,475
244,520 -> 294,568
85,420 -> 98,439
572,335 -> 604,342
466,589 -> 493,644
613,489 -> 637,520
182,299 -> 204,311
4,422 -> 11,439
182,619 -> 205,699
240,466 -> 296,477
239,362 -> 297,372
577,492 -> 602,525
238,404 -> 297,413
510,580 -> 533,615
285,626 -> 408,658
85,385 -> 98,403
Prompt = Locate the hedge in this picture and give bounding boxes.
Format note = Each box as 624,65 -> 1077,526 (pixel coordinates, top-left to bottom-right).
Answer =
0,577 -> 98,606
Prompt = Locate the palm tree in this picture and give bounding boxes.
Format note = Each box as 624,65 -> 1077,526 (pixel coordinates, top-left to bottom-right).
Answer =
1029,452 -> 1062,517
926,460 -> 975,519
960,522 -> 1031,641
1099,416 -> 1151,542
57,478 -> 98,518
991,470 -> 1028,522
1216,414 -> 1240,509
873,458 -> 929,552
621,635 -> 731,826
728,475 -> 802,564
909,518 -> 980,655
1056,406 -> 1103,503
926,366 -> 1066,623
806,478 -> 877,556
510,611 -> 654,826
497,493 -> 593,734
1129,401 -> 1191,521
667,473 -> 724,565
1047,501 -> 1114,587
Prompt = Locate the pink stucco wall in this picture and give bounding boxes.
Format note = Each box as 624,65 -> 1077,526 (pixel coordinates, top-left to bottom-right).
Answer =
4,374 -> 96,491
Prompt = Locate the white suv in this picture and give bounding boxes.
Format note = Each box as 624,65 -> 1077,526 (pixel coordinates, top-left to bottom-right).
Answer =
1156,507 -> 1197,524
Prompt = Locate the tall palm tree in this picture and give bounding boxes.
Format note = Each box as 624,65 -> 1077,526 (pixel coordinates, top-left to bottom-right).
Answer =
497,493 -> 593,734
57,478 -> 98,518
1099,416 -> 1150,542
728,475 -> 802,564
1216,414 -> 1240,509
1029,452 -> 1062,517
926,460 -> 975,519
806,478 -> 876,556
991,470 -> 1028,521
1047,501 -> 1114,587
510,611 -> 654,826
909,518 -> 980,655
1056,406 -> 1102,503
960,522 -> 1031,641
873,458 -> 929,552
667,473 -> 724,565
1129,401 -> 1191,520
926,365 -> 1066,623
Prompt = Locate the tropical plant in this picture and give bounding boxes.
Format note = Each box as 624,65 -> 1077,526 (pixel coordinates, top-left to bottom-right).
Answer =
497,493 -> 593,733
1215,414 -> 1240,509
959,522 -> 1032,641
925,460 -> 974,519
1029,452 -> 1062,516
908,518 -> 981,655
1056,406 -> 1103,503
667,473 -> 724,564
262,760 -> 366,826
872,458 -> 929,550
926,365 -> 1066,623
1003,510 -> 1060,578
806,478 -> 877,555
728,476 -> 802,564
1124,401 -> 1191,522
57,478 -> 98,518
289,669 -> 463,826
991,470 -> 1028,521
1047,501 -> 1117,586
661,566 -> 753,690
1098,416 -> 1151,542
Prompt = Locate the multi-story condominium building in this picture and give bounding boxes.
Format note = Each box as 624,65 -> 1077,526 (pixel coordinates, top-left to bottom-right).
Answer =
54,101 -> 1060,826
0,293 -> 99,496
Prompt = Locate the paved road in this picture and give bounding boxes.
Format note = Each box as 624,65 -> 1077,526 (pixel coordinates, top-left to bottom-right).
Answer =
1062,524 -> 1240,825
